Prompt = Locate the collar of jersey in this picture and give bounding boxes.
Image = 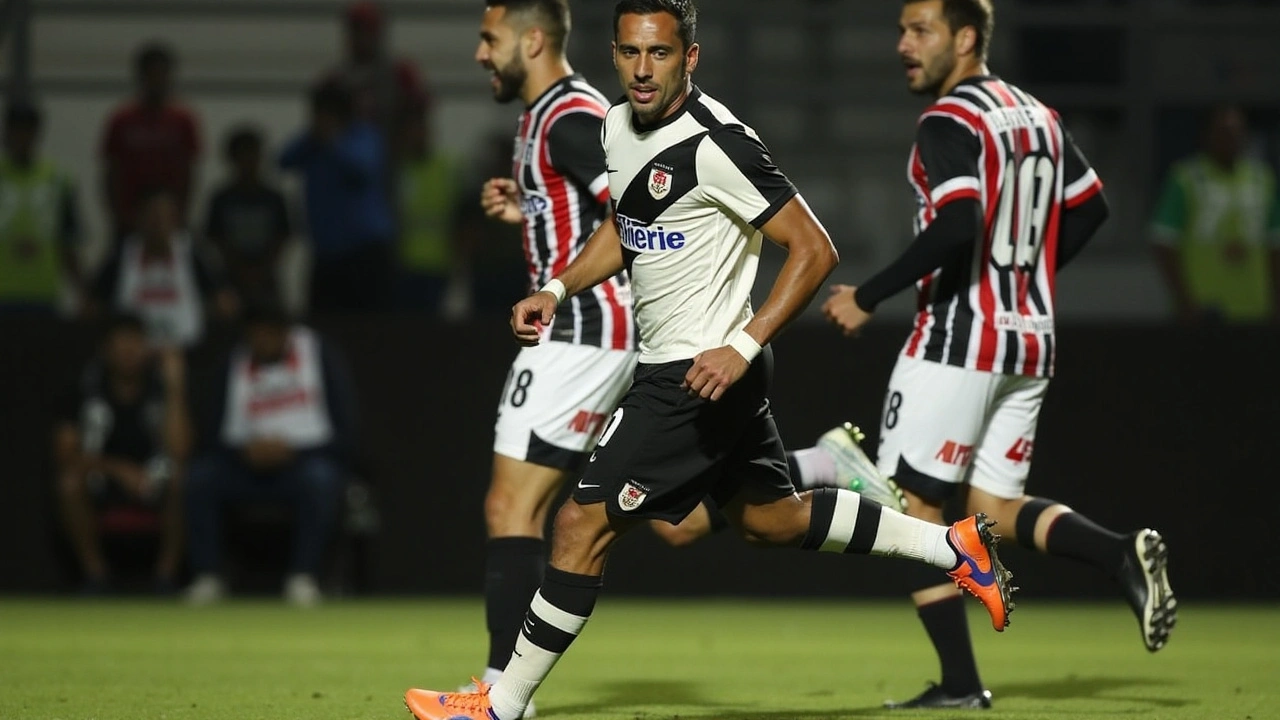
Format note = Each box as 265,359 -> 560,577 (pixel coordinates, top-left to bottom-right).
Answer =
525,73 -> 584,111
631,85 -> 702,134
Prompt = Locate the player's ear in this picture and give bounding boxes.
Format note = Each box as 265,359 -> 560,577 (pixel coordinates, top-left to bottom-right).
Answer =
684,42 -> 700,74
611,41 -> 619,69
524,26 -> 545,59
955,26 -> 977,58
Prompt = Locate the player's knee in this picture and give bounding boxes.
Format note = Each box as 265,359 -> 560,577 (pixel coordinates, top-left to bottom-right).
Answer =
483,483 -> 522,527
738,505 -> 807,547
550,499 -> 593,538
966,491 -> 1025,528
902,489 -> 945,521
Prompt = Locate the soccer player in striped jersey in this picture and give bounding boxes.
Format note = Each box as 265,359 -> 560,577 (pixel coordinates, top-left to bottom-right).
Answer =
821,0 -> 1177,709
468,3 -> 637,714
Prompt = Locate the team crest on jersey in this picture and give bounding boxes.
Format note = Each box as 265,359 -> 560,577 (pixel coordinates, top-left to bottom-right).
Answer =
648,165 -> 674,200
618,481 -> 648,511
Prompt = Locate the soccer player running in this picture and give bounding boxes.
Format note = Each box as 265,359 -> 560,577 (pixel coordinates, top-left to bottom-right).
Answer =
407,3 -> 1013,718
465,4 -> 906,710
821,0 -> 1177,709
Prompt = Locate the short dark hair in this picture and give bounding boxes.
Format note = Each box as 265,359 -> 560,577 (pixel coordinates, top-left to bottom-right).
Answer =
134,41 -> 174,75
614,0 -> 697,52
906,0 -> 994,60
4,102 -> 41,131
224,125 -> 263,160
487,0 -> 572,53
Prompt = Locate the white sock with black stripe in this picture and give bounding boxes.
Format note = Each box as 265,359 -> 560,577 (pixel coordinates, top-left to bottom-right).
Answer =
801,488 -> 957,569
489,567 -> 602,720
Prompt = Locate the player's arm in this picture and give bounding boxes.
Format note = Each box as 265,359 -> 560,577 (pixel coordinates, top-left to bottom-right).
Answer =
1058,193 -> 1109,269
511,215 -> 623,346
1056,126 -> 1108,269
748,196 -> 840,347
827,116 -> 982,334
686,126 -> 836,400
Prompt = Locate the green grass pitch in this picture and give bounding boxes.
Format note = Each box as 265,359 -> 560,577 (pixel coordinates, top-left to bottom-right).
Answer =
0,598 -> 1275,719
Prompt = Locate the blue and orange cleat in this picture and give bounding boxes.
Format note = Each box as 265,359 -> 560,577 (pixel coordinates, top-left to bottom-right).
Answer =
406,679 -> 501,720
946,513 -> 1016,631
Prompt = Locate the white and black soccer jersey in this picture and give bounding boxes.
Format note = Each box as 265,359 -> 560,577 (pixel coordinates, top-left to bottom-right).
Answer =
903,76 -> 1102,378
602,87 -> 797,363
515,74 -> 634,350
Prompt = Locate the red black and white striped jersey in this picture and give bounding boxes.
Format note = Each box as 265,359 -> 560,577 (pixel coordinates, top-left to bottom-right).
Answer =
902,76 -> 1102,378
513,74 -> 634,350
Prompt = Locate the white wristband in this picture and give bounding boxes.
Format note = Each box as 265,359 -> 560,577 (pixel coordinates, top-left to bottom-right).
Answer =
728,330 -> 762,363
539,278 -> 567,304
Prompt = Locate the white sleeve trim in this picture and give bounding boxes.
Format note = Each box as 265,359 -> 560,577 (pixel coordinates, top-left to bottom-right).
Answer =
588,173 -> 609,200
930,176 -> 981,205
1065,168 -> 1101,201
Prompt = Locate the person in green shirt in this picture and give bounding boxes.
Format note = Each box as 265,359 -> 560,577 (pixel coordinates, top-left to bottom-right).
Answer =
0,102 -> 84,313
395,103 -> 464,315
1151,105 -> 1280,324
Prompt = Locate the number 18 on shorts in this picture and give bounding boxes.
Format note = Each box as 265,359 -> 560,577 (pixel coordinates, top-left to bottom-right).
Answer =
492,342 -> 638,471
875,356 -> 1048,501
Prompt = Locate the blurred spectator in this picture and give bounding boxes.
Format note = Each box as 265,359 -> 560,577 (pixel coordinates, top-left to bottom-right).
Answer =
203,126 -> 292,304
326,0 -> 425,170
90,188 -> 238,349
455,132 -> 528,315
184,299 -> 356,607
0,102 -> 85,314
100,42 -> 201,241
395,105 -> 463,315
280,80 -> 395,314
53,314 -> 190,593
1151,105 -> 1280,324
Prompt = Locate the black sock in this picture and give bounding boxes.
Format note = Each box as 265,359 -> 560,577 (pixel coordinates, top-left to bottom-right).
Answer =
485,537 -> 546,671
918,596 -> 983,695
1044,510 -> 1129,577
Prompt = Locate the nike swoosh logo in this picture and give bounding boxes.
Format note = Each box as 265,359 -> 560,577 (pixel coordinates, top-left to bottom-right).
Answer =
577,480 -> 601,489
606,168 -> 619,173
958,552 -> 996,585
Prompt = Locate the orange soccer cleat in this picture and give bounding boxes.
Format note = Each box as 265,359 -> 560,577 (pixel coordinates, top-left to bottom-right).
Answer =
945,513 -> 1016,631
405,679 -> 502,720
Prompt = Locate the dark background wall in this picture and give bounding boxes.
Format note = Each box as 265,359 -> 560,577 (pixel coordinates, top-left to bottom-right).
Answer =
2,315 -> 1274,600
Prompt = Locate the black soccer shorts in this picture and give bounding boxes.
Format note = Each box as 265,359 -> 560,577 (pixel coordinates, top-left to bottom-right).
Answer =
572,347 -> 795,524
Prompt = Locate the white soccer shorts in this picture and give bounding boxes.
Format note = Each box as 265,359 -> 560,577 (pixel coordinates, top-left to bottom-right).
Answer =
493,341 -> 638,470
875,355 -> 1048,501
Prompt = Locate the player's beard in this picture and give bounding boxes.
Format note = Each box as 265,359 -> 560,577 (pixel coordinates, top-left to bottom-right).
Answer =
491,54 -> 527,104
910,44 -> 957,97
632,62 -> 688,126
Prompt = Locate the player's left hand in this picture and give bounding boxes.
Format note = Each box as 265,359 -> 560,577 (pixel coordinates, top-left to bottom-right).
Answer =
683,346 -> 750,402
823,284 -> 874,336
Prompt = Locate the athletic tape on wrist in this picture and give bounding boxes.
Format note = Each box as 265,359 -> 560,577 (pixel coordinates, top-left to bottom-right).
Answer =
539,278 -> 567,304
729,330 -> 762,363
